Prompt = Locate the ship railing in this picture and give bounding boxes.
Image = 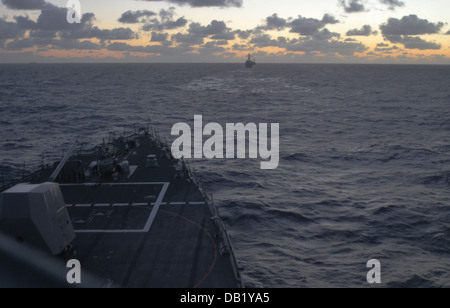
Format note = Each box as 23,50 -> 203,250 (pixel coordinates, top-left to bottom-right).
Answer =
206,194 -> 244,288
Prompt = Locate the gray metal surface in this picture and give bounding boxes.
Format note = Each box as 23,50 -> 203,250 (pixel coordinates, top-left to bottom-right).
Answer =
0,129 -> 243,288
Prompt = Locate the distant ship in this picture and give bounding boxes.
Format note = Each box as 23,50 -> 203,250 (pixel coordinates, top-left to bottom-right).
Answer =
245,54 -> 256,68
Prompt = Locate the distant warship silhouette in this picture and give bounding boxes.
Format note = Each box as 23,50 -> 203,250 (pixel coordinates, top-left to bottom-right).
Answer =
245,54 -> 256,68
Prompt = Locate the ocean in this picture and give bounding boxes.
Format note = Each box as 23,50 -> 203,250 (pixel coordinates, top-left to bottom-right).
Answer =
1,63 -> 450,287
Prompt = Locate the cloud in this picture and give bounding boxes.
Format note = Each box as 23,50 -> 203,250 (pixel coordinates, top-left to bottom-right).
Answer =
60,27 -> 136,40
258,13 -> 339,34
322,14 -> 340,25
379,0 -> 404,10
141,8 -> 188,31
289,14 -> 340,36
170,19 -> 234,46
12,5 -> 137,40
375,45 -> 399,52
5,37 -> 103,51
249,30 -> 366,56
172,20 -> 235,45
234,29 -> 253,39
142,17 -> 188,31
446,30 -> 450,35
380,15 -> 444,36
150,31 -> 169,42
284,37 -> 368,56
140,0 -> 242,7
1,0 -> 47,10
0,18 -> 25,39
384,35 -> 441,50
339,0 -> 365,13
1,3 -> 137,53
14,4 -> 88,31
118,10 -> 156,23
260,13 -> 288,31
189,20 -> 229,36
346,25 -> 377,36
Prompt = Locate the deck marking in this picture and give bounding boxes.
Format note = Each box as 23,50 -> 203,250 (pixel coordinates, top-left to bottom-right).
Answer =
60,182 -> 168,186
75,229 -> 144,234
95,203 -> 111,207
143,182 -> 170,232
77,204 -> 93,207
128,166 -> 138,178
72,182 -> 170,234
170,202 -> 186,205
113,203 -> 130,207
189,202 -> 206,205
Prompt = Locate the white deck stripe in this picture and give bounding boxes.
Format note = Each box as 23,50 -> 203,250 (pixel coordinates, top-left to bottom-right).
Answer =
132,203 -> 149,206
60,182 -> 168,186
113,203 -> 130,207
143,182 -> 170,232
75,229 -> 144,234
68,201 -> 206,208
73,182 -> 170,234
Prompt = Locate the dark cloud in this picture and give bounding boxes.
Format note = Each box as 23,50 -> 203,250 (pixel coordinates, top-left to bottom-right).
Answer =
170,20 -> 233,46
142,17 -> 188,31
141,0 -> 242,7
29,29 -> 57,38
1,3 -> 136,53
171,32 -> 204,45
200,41 -> 226,53
284,37 -> 367,56
261,13 -> 288,31
375,45 -> 399,52
5,37 -> 103,51
339,0 -> 365,13
234,29 -> 253,40
385,35 -> 441,50
312,29 -> 340,41
60,27 -> 136,40
380,15 -> 444,36
1,0 -> 47,10
346,25 -> 377,36
210,32 -> 235,40
14,4 -> 87,31
379,0 -> 404,10
249,34 -> 280,47
118,10 -> 156,23
0,18 -> 25,39
107,41 -> 195,57
231,43 -> 250,51
377,43 -> 390,47
258,13 -> 339,34
189,20 -> 228,36
446,30 -> 450,35
289,15 -> 339,36
250,31 -> 366,56
141,8 -> 188,31
322,14 -> 340,25
13,5 -> 137,40
150,31 -> 169,42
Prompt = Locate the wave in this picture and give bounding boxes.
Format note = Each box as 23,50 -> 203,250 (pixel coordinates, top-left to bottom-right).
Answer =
281,153 -> 310,162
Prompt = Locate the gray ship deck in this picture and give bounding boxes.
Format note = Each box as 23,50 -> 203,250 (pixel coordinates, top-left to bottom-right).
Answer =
3,130 -> 242,288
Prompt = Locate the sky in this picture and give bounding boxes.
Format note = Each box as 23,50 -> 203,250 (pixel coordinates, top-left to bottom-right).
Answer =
0,0 -> 449,63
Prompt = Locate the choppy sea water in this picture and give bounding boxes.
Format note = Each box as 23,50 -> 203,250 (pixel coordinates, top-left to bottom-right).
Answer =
1,63 -> 450,288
